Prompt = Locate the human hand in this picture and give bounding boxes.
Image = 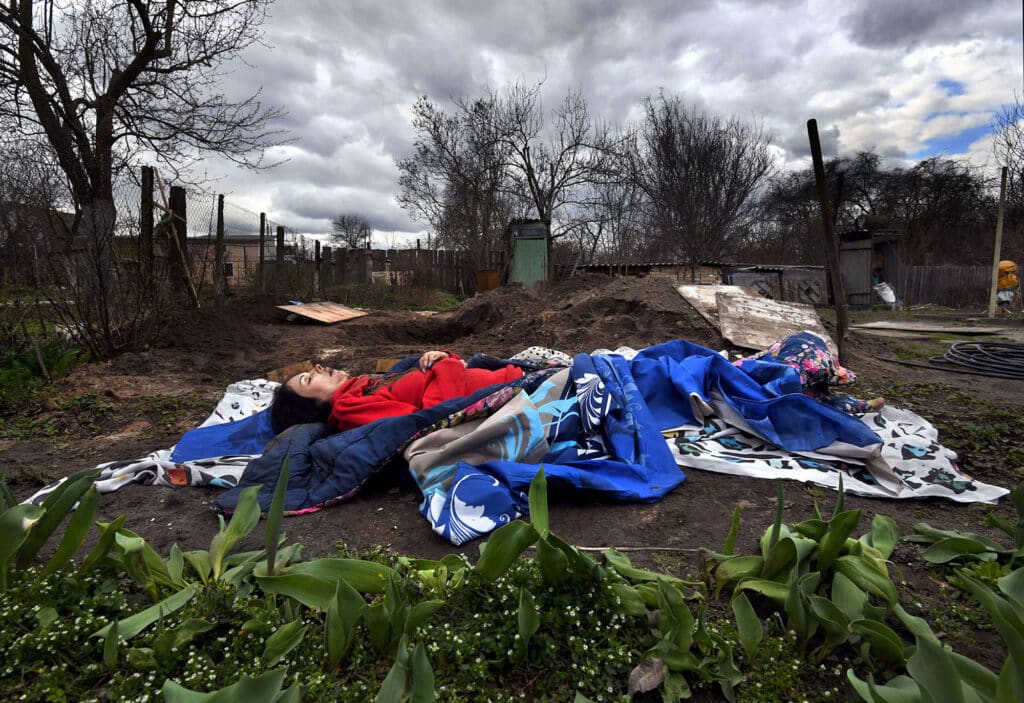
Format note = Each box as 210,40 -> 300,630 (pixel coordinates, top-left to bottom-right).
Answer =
419,350 -> 450,371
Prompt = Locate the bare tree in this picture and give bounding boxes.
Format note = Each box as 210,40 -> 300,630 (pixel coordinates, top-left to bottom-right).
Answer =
992,99 -> 1024,255
397,82 -> 627,275
631,93 -> 776,275
752,151 -> 998,266
0,1 -> 284,354
330,213 -> 372,249
396,95 -> 517,270
494,82 -> 624,242
883,157 -> 994,264
0,136 -> 71,287
748,169 -> 823,264
559,180 -> 646,266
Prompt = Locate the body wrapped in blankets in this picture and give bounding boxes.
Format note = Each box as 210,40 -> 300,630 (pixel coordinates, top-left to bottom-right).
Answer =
213,335 -> 914,544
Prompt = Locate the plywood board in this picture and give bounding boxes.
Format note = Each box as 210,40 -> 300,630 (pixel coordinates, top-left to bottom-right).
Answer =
850,320 -> 1007,335
677,284 -> 759,327
716,291 -> 836,354
276,301 -> 367,324
265,360 -> 312,384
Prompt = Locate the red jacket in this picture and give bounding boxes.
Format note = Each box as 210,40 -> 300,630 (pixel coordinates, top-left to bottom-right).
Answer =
328,354 -> 524,431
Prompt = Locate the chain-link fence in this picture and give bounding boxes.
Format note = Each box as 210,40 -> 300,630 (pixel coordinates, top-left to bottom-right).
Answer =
4,160 -> 489,306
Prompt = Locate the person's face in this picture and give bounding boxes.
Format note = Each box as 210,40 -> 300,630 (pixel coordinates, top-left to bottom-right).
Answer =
286,364 -> 349,402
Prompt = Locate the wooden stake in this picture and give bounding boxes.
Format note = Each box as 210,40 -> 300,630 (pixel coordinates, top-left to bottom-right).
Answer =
807,119 -> 849,365
152,168 -> 200,308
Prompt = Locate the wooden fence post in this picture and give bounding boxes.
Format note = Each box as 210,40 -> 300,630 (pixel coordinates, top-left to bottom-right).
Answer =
807,119 -> 849,365
140,165 -> 154,288
314,239 -> 321,295
168,185 -> 193,307
213,194 -> 225,304
275,225 -> 285,297
258,212 -> 266,294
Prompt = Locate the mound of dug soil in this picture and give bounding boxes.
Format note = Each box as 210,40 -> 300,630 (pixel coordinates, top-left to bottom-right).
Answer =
302,275 -> 726,375
428,274 -> 726,358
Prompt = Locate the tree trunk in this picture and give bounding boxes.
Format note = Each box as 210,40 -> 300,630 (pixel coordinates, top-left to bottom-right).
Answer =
74,197 -> 118,354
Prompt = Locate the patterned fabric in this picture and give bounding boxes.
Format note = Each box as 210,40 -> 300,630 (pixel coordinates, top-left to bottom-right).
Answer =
407,352 -> 689,545
408,369 -> 575,544
196,379 -> 278,425
735,331 -> 872,414
665,404 -> 1008,503
589,346 -> 640,360
509,346 -> 574,367
25,450 -> 254,506
23,380 -> 276,506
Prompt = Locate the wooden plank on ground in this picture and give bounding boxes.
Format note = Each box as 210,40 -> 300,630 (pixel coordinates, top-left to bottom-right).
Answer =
265,360 -> 312,384
850,320 -> 1008,335
677,284 -> 759,327
276,301 -> 367,324
716,291 -> 836,354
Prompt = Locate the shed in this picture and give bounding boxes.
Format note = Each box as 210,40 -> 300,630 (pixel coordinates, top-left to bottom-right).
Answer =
838,225 -> 904,306
508,219 -> 548,288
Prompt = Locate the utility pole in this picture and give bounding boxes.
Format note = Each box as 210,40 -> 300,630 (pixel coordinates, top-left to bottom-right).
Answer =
987,167 -> 1009,318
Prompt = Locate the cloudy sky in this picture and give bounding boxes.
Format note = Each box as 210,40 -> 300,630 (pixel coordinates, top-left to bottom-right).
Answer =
208,0 -> 1022,243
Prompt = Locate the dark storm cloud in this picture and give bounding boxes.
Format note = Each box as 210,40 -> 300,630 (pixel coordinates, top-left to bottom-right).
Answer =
840,0 -> 1007,48
206,0 -> 1020,237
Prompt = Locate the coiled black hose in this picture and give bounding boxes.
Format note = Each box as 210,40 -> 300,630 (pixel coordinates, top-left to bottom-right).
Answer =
881,341 -> 1024,379
928,342 -> 1024,379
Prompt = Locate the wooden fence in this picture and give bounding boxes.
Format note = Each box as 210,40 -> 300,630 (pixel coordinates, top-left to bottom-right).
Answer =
248,243 -> 505,299
898,265 -> 992,309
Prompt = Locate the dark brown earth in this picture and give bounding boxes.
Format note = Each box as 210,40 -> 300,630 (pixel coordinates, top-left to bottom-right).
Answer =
3,274 -> 1023,672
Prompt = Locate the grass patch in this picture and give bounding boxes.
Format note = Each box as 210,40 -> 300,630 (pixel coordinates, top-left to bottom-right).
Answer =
134,392 -> 210,438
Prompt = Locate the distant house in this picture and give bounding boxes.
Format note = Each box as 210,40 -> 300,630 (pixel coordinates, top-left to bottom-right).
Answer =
188,235 -> 269,286
0,201 -> 74,285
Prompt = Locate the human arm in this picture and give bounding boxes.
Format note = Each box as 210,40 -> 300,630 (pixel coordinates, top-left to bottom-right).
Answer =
418,350 -> 463,372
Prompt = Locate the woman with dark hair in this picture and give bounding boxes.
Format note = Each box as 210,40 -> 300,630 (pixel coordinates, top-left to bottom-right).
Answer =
269,350 -> 524,434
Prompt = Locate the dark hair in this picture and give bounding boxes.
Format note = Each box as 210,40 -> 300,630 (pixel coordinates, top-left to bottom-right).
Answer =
269,381 -> 331,434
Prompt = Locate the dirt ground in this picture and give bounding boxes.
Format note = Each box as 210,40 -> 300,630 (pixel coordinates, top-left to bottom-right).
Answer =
3,274 -> 1024,670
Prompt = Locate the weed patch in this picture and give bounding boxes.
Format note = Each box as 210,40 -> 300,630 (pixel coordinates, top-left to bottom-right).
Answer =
2,469 -> 1023,701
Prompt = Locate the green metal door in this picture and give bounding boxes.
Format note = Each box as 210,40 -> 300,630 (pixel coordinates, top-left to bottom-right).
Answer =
510,223 -> 548,287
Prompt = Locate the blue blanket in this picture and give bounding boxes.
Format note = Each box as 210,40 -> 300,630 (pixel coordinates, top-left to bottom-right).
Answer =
415,345 -> 882,544
421,353 -> 688,543
630,340 -> 881,450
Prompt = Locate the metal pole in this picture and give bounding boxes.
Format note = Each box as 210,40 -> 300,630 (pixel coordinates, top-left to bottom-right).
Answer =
806,119 -> 849,365
987,166 -> 1009,318
140,165 -> 153,288
258,212 -> 266,294
214,194 -> 225,304
275,225 -> 285,297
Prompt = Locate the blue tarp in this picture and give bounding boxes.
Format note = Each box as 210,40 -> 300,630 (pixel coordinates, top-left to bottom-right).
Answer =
170,410 -> 277,463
